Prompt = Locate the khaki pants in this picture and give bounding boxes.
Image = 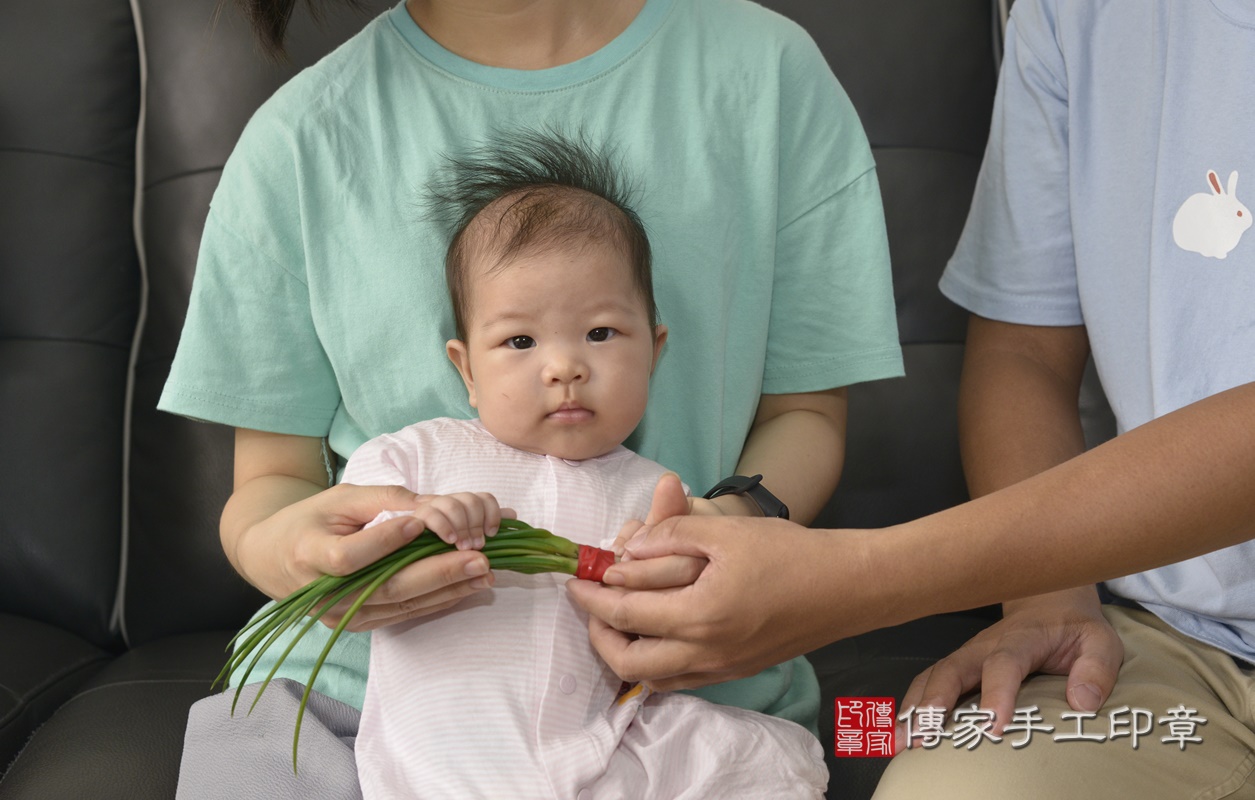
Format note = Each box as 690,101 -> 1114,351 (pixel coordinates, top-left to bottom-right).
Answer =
874,606 -> 1255,800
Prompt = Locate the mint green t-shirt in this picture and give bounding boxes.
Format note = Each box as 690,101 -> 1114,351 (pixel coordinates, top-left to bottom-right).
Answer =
160,0 -> 903,733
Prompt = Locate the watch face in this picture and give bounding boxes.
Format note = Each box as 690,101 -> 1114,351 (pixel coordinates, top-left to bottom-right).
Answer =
750,486 -> 788,519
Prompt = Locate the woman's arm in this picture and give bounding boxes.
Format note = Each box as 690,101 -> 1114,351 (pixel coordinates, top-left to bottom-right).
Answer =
704,388 -> 847,525
697,386 -> 843,524
223,428 -> 495,630
221,429 -> 327,583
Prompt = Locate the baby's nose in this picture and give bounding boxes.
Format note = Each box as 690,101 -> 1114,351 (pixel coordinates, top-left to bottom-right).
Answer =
543,353 -> 587,384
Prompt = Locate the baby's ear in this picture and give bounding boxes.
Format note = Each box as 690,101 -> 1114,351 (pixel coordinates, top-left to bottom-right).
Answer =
650,324 -> 668,374
446,340 -> 477,408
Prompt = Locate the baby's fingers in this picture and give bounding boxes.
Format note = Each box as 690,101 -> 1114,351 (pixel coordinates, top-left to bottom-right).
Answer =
612,519 -> 645,556
413,505 -> 468,549
462,491 -> 510,539
431,492 -> 508,549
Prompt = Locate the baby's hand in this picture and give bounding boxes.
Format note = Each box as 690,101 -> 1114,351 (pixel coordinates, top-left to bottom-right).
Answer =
609,473 -> 701,555
613,496 -> 724,555
412,492 -> 514,551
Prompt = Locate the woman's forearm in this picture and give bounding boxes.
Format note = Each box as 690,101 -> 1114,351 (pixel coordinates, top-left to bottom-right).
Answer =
726,388 -> 848,525
222,429 -> 330,591
220,474 -> 325,582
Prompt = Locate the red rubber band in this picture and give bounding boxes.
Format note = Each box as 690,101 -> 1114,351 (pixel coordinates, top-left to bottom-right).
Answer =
576,545 -> 616,582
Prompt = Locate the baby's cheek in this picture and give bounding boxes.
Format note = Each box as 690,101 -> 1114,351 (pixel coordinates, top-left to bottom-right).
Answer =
476,406 -> 524,449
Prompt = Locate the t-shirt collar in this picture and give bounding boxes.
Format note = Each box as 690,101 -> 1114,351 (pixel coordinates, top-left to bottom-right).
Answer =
387,0 -> 675,91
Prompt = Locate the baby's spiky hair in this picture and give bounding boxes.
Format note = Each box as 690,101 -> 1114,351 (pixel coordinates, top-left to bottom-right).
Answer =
428,128 -> 655,341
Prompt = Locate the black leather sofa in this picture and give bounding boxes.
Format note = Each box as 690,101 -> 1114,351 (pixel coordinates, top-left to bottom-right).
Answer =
0,1 -> 1114,797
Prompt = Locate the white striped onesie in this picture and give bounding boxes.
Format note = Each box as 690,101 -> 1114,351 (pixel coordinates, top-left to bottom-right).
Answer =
348,417 -> 827,799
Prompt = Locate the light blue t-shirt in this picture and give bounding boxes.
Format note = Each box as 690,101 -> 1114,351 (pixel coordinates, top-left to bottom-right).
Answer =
160,0 -> 904,729
941,0 -> 1255,660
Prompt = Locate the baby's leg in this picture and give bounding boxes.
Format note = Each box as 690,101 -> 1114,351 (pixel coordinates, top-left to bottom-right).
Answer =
176,678 -> 362,800
594,691 -> 828,798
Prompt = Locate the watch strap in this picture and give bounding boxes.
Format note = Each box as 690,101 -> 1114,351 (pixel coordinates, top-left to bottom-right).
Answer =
703,474 -> 790,520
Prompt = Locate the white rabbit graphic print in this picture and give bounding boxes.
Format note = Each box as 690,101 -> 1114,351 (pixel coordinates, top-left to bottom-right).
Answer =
1172,170 -> 1252,259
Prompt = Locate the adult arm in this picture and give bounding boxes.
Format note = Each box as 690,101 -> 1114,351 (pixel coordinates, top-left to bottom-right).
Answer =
703,388 -> 847,525
898,316 -> 1123,735
568,372 -> 1255,689
222,428 -> 494,631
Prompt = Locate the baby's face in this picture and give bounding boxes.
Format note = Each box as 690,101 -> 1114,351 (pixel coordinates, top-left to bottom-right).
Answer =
446,241 -> 666,461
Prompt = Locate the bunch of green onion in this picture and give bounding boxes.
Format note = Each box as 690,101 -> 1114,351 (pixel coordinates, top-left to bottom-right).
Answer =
214,519 -> 615,768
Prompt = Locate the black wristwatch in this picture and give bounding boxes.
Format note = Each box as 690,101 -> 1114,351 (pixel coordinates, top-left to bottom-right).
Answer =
703,474 -> 789,520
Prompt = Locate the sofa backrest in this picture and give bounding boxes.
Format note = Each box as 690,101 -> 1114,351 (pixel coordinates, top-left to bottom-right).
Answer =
121,0 -> 393,646
768,0 -> 999,528
1,0 -> 141,649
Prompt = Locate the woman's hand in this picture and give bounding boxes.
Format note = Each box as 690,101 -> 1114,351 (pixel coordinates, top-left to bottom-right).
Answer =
898,586 -> 1124,744
235,482 -> 500,631
225,429 -> 499,632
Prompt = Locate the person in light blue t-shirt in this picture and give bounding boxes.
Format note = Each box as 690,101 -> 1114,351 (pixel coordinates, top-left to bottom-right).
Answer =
871,0 -> 1255,795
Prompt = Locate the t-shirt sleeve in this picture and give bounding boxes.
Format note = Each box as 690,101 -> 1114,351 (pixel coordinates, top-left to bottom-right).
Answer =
939,0 -> 1082,326
157,111 -> 341,435
763,32 -> 904,394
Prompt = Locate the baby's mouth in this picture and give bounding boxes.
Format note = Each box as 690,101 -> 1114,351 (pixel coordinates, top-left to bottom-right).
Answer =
547,402 -> 593,422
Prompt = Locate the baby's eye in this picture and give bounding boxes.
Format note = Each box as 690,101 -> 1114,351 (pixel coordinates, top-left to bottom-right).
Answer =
506,335 -> 536,350
587,327 -> 617,343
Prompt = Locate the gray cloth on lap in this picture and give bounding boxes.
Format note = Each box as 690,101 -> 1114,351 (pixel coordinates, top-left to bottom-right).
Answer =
176,679 -> 363,800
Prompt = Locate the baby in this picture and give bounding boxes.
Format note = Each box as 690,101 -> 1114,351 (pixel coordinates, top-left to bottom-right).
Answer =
347,131 -> 827,799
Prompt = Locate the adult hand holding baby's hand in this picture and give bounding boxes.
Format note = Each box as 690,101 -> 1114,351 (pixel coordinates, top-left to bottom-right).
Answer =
570,479 -> 880,691
237,483 -> 502,632
610,474 -> 726,557
609,473 -> 709,585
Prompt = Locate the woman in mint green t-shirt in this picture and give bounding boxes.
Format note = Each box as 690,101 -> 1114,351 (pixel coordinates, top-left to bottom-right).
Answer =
162,0 -> 902,741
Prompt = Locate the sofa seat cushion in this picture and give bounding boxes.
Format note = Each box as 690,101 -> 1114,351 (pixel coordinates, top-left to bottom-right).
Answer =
0,630 -> 232,799
0,614 -> 110,773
